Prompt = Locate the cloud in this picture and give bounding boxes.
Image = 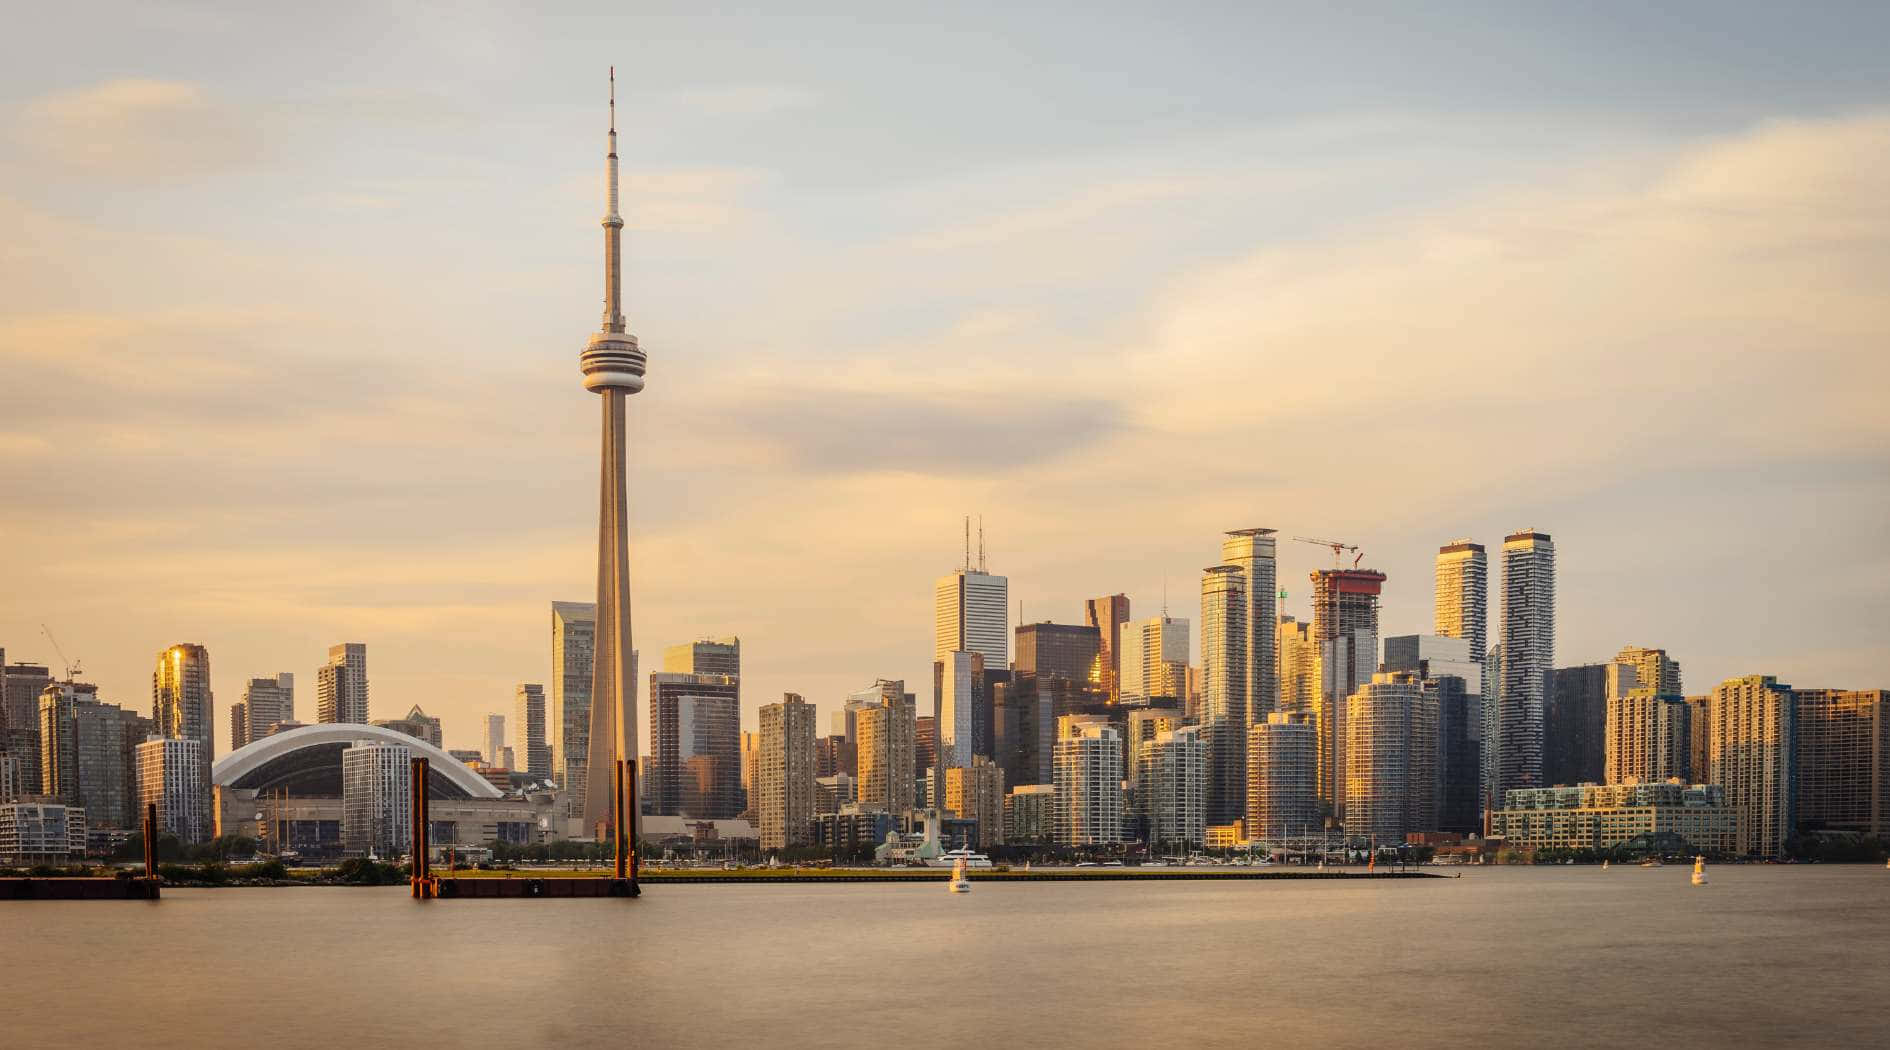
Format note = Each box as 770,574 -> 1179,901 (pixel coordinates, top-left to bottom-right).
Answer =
14,78 -> 261,178
661,84 -> 818,119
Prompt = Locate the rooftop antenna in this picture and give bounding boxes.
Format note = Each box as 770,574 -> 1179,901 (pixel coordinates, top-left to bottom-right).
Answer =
963,515 -> 971,571
977,515 -> 986,572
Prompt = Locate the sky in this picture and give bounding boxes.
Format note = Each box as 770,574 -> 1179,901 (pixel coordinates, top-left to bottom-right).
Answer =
1,2 -> 1886,755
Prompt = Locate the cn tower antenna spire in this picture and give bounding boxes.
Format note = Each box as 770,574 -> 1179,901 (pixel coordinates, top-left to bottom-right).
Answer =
601,66 -> 626,336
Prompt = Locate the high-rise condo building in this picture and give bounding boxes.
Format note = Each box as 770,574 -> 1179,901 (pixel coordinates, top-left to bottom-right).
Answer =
663,637 -> 741,680
137,736 -> 207,845
551,601 -> 597,816
231,673 -> 294,751
1276,616 -> 1315,715
0,650 -> 53,732
1200,564 -> 1248,826
1382,636 -> 1482,835
1615,646 -> 1683,697
1794,689 -> 1887,837
315,643 -> 368,724
647,672 -> 742,819
1083,595 -> 1131,703
39,683 -> 149,829
1310,567 -> 1384,821
1345,671 -> 1440,842
1604,689 -> 1692,785
1708,675 -> 1795,857
1222,528 -> 1279,722
758,693 -> 817,850
514,684 -> 551,778
853,681 -> 916,814
1544,664 -> 1608,786
1054,717 -> 1124,846
935,559 -> 1009,669
1247,712 -> 1318,842
1120,615 -> 1190,703
1434,540 -> 1488,665
1499,530 -> 1555,795
153,643 -> 214,824
1142,725 -> 1206,850
339,738 -> 410,858
1482,644 -> 1502,810
483,714 -> 506,766
944,756 -> 1005,849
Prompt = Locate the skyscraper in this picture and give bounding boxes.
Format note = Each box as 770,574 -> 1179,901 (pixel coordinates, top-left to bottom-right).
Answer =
1276,616 -> 1315,715
1545,664 -> 1607,786
758,693 -> 817,850
1381,635 -> 1482,834
514,683 -> 551,779
935,544 -> 1009,668
1614,645 -> 1683,696
231,673 -> 293,751
1434,540 -> 1488,665
1499,529 -> 1555,794
854,682 -> 916,814
373,705 -> 442,748
483,714 -> 506,766
933,650 -> 985,774
153,643 -> 214,825
1221,528 -> 1278,722
1119,615 -> 1189,702
316,643 -> 368,724
339,738 -> 410,858
1310,567 -> 1384,820
1142,725 -> 1207,849
1708,675 -> 1795,857
1345,671 -> 1440,842
944,756 -> 1006,848
1200,564 -> 1248,826
577,71 -> 648,840
137,736 -> 207,845
1083,594 -> 1131,703
1054,718 -> 1124,846
647,672 -> 742,819
1248,712 -> 1318,842
39,683 -> 148,830
1794,689 -> 1888,836
1014,622 -> 1101,687
1605,689 -> 1691,785
664,637 -> 741,679
551,600 -> 597,814
1,651 -> 53,732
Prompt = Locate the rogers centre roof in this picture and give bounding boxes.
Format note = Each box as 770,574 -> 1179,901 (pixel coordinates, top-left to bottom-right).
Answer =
212,723 -> 503,800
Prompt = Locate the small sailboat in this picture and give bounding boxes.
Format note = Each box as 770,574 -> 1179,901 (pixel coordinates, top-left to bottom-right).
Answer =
948,855 -> 971,893
1601,859 -> 1609,871
1691,855 -> 1708,886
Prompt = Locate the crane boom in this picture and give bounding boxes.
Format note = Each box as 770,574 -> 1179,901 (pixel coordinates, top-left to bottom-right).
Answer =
40,623 -> 81,681
1291,536 -> 1361,570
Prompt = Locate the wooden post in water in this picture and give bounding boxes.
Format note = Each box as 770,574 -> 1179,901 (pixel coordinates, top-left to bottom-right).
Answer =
410,757 -> 432,899
142,801 -> 158,879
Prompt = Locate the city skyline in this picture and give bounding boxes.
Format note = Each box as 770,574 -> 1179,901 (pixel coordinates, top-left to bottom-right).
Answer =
3,7 -> 1888,752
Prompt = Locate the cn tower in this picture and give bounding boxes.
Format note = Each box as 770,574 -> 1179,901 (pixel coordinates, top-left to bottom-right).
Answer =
579,68 -> 645,849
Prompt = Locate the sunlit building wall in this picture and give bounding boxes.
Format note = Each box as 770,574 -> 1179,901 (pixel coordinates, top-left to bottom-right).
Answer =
316,643 -> 368,725
1794,688 -> 1888,836
1143,725 -> 1206,849
1200,564 -> 1248,826
1708,675 -> 1795,857
153,643 -> 215,826
1605,690 -> 1692,785
1247,712 -> 1318,842
1083,595 -> 1131,704
1221,528 -> 1278,722
758,692 -> 817,850
1499,530 -> 1555,795
1344,671 -> 1439,842
338,738 -> 408,858
1054,719 -> 1124,846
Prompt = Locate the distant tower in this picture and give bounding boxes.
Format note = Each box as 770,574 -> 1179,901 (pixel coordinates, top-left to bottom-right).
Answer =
1199,564 -> 1248,825
317,644 -> 368,724
153,643 -> 214,825
579,69 -> 649,838
1221,528 -> 1278,722
1499,530 -> 1555,795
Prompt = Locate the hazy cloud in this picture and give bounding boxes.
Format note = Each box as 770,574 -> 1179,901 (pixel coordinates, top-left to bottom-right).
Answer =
15,79 -> 261,178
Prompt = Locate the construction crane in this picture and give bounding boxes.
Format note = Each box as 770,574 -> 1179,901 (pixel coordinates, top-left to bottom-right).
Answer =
40,623 -> 82,681
1292,536 -> 1365,570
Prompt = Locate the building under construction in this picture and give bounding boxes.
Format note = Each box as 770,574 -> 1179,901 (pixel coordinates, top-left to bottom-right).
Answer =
1310,568 -> 1386,827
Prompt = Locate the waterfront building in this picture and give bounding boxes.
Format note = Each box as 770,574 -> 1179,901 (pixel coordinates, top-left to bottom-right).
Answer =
316,643 -> 368,724
1491,781 -> 1736,855
0,800 -> 87,865
1222,528 -> 1279,722
663,637 -> 741,680
854,682 -> 916,814
551,600 -> 597,818
0,651 -> 53,732
1200,564 -> 1248,826
514,684 -> 551,779
1143,725 -> 1207,850
138,736 -> 207,844
1605,690 -> 1692,785
1344,671 -> 1439,843
483,714 -> 505,766
1310,567 -> 1385,820
944,756 -> 1005,848
1434,540 -> 1488,665
1204,820 -> 1246,849
935,553 -> 1009,670
1545,664 -> 1607,786
648,672 -> 742,819
339,738 -> 410,858
1615,646 -> 1683,697
1054,719 -> 1124,846
1083,595 -> 1131,703
1119,615 -> 1190,703
153,643 -> 214,825
1794,689 -> 1888,836
757,693 -> 817,850
1277,616 -> 1315,715
373,705 -> 443,748
1004,783 -> 1056,843
230,673 -> 294,752
1708,675 -> 1795,857
1247,712 -> 1318,844
39,683 -> 149,829
1499,530 -> 1555,795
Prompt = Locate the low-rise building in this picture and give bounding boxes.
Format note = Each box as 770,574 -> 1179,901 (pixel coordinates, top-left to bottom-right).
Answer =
0,800 -> 87,865
1489,780 -> 1736,855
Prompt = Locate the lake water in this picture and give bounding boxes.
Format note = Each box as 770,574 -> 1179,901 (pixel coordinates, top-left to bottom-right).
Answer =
6,865 -> 1884,1048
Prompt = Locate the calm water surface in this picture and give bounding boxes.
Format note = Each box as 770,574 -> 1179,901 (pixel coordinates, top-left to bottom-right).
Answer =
7,866 -> 1885,1048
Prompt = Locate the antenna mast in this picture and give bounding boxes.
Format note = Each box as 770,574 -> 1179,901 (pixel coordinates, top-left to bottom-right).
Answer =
977,515 -> 986,572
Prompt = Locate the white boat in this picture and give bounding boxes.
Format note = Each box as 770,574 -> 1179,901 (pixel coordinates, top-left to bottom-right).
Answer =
1601,860 -> 1610,871
1691,855 -> 1708,886
925,847 -> 993,869
948,856 -> 971,893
